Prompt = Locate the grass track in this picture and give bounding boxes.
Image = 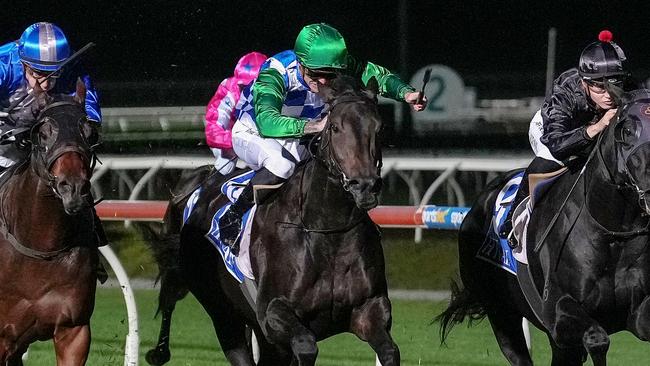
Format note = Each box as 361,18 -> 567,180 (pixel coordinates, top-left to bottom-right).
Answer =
23,288 -> 646,365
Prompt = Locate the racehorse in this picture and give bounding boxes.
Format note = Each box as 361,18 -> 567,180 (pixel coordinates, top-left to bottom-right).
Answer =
0,81 -> 100,365
179,75 -> 398,365
138,165 -> 215,366
437,89 -> 650,365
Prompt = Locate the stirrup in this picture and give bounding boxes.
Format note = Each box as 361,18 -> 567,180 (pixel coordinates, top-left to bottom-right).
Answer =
506,230 -> 519,249
498,219 -> 513,240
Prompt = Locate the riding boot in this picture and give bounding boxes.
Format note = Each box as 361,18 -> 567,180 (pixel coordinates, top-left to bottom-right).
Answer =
219,183 -> 254,254
218,168 -> 286,255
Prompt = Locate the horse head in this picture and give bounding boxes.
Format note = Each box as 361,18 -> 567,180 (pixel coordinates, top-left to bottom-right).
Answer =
29,80 -> 98,215
601,89 -> 650,214
317,75 -> 383,210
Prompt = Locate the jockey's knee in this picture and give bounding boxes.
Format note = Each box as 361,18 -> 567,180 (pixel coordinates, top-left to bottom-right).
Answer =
528,157 -> 562,174
263,159 -> 295,180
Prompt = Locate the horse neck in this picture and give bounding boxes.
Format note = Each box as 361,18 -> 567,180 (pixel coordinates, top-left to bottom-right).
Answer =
584,142 -> 646,231
296,159 -> 365,230
1,167 -> 74,250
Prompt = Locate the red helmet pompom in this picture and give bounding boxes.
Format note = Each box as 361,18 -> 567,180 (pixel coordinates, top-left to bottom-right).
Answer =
598,30 -> 613,42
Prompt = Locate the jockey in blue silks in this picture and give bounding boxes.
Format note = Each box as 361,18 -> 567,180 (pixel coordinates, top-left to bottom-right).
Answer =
0,22 -> 101,168
0,22 -> 108,251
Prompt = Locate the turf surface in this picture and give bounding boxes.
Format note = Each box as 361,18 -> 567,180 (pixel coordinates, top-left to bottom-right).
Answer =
23,288 -> 646,365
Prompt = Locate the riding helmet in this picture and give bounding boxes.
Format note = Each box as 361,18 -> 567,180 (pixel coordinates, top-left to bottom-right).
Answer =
294,23 -> 348,70
578,30 -> 627,81
233,51 -> 268,85
18,22 -> 71,72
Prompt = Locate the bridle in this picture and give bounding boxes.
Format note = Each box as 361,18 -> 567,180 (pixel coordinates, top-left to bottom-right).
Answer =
30,101 -> 99,199
313,93 -> 382,191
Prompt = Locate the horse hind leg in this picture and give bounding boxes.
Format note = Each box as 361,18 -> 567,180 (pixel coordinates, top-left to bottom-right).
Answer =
261,298 -> 318,366
145,269 -> 189,365
486,310 -> 533,366
350,296 -> 400,366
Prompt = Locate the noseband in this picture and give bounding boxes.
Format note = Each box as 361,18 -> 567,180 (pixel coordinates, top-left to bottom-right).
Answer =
315,94 -> 382,191
31,101 -> 98,198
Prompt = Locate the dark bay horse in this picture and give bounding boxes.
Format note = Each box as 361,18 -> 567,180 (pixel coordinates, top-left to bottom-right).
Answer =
0,83 -> 99,365
437,89 -> 650,365
179,75 -> 398,365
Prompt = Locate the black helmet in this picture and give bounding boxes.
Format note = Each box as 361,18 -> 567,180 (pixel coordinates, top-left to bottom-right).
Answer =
578,30 -> 628,81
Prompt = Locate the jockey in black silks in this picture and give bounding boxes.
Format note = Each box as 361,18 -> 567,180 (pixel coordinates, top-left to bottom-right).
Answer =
499,30 -> 636,246
0,22 -> 107,248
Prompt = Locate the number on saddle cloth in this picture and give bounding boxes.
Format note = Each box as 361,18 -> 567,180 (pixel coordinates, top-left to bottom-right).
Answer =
478,169 -> 570,274
477,172 -> 524,275
182,170 -> 257,283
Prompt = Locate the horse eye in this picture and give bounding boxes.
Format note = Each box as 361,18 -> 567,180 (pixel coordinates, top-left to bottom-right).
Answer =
331,124 -> 340,133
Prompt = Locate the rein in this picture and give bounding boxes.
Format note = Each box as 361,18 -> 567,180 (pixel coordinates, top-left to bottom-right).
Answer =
280,93 -> 380,234
534,118 -> 650,253
0,101 -> 96,260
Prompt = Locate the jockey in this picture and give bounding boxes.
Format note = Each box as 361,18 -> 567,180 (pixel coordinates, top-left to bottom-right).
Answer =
500,30 -> 633,246
205,51 -> 267,174
0,22 -> 101,168
219,23 -> 428,253
0,22 -> 107,250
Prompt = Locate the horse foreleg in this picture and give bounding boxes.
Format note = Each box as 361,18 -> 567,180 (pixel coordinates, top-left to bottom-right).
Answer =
350,296 -> 400,366
53,325 -> 90,366
546,294 -> 609,366
261,298 -> 318,366
627,295 -> 650,341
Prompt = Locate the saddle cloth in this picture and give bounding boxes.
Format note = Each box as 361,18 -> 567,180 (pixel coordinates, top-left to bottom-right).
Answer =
477,172 -> 523,275
183,170 -> 257,283
478,168 -> 569,275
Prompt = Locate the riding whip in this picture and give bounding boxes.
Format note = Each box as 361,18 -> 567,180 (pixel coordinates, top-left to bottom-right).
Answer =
3,42 -> 96,114
417,68 -> 432,105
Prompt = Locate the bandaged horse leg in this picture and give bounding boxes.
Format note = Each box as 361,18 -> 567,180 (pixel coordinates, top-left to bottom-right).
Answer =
219,167 -> 286,254
261,298 -> 318,366
350,296 -> 400,366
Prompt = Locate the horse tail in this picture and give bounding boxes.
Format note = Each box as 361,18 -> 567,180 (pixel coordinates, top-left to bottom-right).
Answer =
434,280 -> 487,345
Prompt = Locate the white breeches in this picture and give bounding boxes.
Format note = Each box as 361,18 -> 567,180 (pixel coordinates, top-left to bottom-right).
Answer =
210,147 -> 237,175
528,110 -> 563,165
231,115 -> 309,179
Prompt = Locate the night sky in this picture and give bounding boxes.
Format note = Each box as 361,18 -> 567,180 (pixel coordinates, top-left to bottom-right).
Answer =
4,1 -> 650,104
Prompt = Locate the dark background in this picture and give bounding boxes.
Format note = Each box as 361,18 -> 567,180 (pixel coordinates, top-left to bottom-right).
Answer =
5,0 -> 650,106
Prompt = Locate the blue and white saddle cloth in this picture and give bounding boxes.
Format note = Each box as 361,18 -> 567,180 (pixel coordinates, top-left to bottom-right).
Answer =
476,171 -> 524,275
183,170 -> 257,283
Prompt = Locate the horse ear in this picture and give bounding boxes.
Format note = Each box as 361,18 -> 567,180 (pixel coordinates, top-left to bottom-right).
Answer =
74,78 -> 86,105
364,77 -> 379,100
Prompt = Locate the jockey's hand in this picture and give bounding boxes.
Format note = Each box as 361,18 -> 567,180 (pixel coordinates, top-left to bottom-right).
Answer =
586,109 -> 617,138
304,115 -> 328,134
404,91 -> 428,112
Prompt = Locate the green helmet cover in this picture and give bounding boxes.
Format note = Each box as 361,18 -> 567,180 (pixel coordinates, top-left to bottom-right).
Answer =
294,23 -> 348,70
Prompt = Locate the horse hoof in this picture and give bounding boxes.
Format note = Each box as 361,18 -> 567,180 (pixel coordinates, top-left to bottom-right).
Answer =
145,348 -> 171,366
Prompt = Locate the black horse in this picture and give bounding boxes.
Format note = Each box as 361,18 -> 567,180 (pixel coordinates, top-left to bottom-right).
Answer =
178,75 -> 397,365
438,89 -> 650,365
137,165 -> 215,365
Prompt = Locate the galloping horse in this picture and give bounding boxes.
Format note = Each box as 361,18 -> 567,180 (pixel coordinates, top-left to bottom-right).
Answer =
437,89 -> 650,365
0,82 -> 99,365
179,75 -> 398,365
